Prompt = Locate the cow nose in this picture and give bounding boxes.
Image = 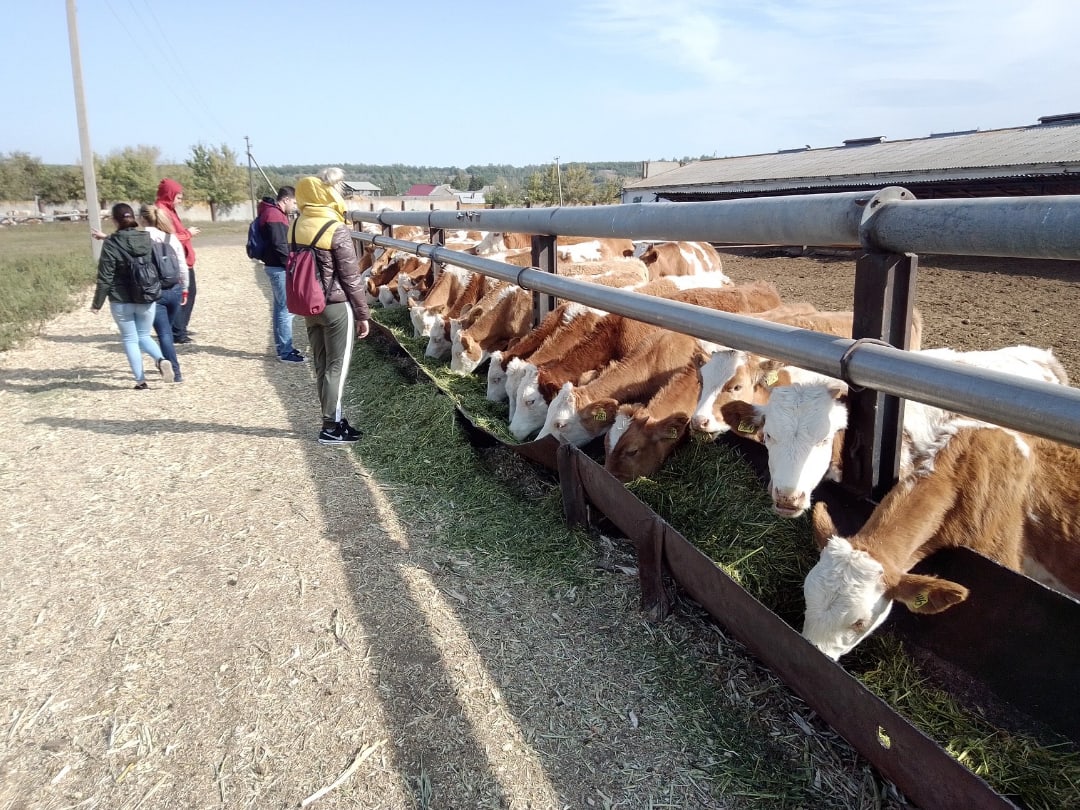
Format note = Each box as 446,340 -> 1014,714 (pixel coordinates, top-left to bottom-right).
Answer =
690,414 -> 710,431
771,487 -> 808,516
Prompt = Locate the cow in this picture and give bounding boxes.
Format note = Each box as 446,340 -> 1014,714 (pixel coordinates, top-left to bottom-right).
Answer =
424,274 -> 503,359
636,241 -> 727,280
720,345 -> 1070,518
408,266 -> 472,337
450,285 -> 533,375
603,360 -> 705,482
538,330 -> 709,446
803,425 -> 1080,660
506,280 -> 782,441
556,238 -> 636,263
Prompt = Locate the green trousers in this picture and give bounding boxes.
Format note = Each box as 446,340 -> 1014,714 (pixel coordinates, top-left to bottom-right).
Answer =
305,301 -> 355,424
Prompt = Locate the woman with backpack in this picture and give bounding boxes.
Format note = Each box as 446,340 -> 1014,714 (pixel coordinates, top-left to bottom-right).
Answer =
289,174 -> 370,445
90,203 -> 174,389
139,204 -> 188,382
155,178 -> 200,344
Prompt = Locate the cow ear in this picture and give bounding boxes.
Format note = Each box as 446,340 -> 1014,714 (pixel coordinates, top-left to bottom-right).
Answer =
810,502 -> 837,550
587,398 -> 618,427
652,415 -> 687,444
460,333 -> 474,352
890,574 -> 969,614
720,400 -> 763,436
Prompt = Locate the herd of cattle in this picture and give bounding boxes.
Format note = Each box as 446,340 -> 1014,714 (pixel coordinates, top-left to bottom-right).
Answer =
352,224 -> 1080,659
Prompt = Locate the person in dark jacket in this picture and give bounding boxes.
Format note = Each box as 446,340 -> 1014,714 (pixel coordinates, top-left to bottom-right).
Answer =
254,186 -> 303,362
155,178 -> 200,343
288,175 -> 370,445
90,203 -> 173,389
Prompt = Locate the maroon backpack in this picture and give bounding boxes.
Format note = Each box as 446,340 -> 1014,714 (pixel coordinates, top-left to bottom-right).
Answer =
285,220 -> 336,317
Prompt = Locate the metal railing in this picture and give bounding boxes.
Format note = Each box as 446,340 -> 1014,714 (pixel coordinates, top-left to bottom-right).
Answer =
349,189 -> 1080,469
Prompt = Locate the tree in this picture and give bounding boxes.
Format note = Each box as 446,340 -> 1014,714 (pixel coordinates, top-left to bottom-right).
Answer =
38,165 -> 85,206
0,151 -> 44,201
467,173 -> 485,191
186,143 -> 247,221
524,171 -> 555,207
96,145 -> 159,208
562,163 -> 594,204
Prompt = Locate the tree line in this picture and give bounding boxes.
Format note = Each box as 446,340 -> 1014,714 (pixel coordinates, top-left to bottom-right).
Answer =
0,147 -> 653,216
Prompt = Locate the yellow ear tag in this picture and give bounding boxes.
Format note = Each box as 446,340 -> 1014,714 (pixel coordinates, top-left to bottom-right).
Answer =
912,591 -> 929,610
592,409 -> 607,421
765,370 -> 780,387
665,426 -> 679,439
877,727 -> 892,750
737,418 -> 757,434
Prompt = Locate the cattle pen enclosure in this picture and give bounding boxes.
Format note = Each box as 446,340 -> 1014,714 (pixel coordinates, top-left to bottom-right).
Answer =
352,190 -> 1080,810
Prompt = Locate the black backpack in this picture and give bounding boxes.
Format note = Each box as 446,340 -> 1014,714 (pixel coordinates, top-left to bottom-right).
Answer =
246,216 -> 268,260
151,236 -> 182,289
117,243 -> 161,303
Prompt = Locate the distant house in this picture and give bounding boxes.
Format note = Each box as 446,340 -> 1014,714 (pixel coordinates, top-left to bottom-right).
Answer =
341,180 -> 381,197
453,190 -> 486,205
405,183 -> 457,199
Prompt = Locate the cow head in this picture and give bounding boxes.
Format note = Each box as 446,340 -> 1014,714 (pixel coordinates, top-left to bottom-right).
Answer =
508,365 -> 548,440
802,503 -> 969,659
720,381 -> 848,518
690,349 -> 748,437
451,330 -> 486,376
486,351 -> 509,402
605,406 -> 687,482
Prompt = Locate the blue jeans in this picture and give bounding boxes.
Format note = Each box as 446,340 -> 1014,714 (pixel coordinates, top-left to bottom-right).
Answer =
172,266 -> 195,340
264,265 -> 295,357
109,301 -> 164,381
152,285 -> 183,377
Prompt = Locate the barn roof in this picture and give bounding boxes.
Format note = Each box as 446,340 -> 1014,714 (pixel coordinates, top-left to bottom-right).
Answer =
341,180 -> 380,193
624,114 -> 1080,197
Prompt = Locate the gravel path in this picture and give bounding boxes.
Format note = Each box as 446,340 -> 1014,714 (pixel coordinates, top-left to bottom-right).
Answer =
4,245 -> 848,810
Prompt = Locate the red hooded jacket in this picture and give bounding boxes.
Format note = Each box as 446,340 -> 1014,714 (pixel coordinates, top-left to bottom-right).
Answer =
155,178 -> 195,268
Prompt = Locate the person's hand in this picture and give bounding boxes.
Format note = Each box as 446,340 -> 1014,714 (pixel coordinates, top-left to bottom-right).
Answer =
356,319 -> 370,339
188,226 -> 201,237
90,228 -> 106,241
90,306 -> 99,314
181,290 -> 189,306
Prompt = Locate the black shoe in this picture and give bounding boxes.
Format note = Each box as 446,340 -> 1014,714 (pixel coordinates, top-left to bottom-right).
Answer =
175,336 -> 194,344
134,381 -> 149,390
318,422 -> 359,446
339,418 -> 362,440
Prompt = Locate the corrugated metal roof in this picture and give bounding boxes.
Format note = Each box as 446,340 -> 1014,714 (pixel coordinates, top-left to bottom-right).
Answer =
625,118 -> 1080,194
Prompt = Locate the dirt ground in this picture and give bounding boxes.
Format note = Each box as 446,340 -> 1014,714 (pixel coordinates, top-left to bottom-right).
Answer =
1,241 -> 1074,809
716,249 -> 1080,381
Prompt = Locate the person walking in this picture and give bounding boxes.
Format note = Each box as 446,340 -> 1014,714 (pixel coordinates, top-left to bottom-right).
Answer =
138,204 -> 188,382
155,178 -> 200,344
289,175 -> 370,445
252,186 -> 304,363
90,203 -> 173,389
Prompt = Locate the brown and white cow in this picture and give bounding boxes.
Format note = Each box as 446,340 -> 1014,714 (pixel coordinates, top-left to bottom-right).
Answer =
603,360 -> 706,482
636,241 -> 727,280
720,345 -> 1069,518
803,424 -> 1080,659
450,285 -> 533,375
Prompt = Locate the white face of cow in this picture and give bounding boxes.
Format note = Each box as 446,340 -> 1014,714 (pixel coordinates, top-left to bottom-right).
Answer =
486,351 -> 508,402
449,330 -> 485,375
509,366 -> 548,440
690,349 -> 745,436
802,536 -> 892,660
537,384 -> 593,445
424,318 -> 451,359
759,384 -> 847,517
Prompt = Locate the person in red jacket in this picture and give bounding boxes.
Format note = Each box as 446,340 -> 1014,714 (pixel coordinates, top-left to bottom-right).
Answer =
155,178 -> 200,343
253,186 -> 303,362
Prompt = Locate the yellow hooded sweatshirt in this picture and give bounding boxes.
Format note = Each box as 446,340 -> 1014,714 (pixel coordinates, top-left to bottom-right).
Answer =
289,176 -> 345,249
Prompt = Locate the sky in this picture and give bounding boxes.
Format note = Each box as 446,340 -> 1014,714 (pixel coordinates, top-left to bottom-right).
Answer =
4,1 -> 1080,170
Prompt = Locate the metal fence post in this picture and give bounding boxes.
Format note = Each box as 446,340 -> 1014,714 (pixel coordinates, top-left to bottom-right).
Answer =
842,251 -> 919,500
532,235 -> 557,326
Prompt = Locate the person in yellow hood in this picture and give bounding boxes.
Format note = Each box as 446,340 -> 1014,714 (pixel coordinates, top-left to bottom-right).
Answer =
289,174 -> 370,445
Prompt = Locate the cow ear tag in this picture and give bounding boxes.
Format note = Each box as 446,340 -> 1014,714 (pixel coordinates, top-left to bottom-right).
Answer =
592,409 -> 607,421
765,370 -> 780,387
665,426 -> 679,439
737,418 -> 757,434
912,590 -> 929,610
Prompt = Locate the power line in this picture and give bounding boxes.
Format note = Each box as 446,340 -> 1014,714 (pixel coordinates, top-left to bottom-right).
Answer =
98,0 -> 234,153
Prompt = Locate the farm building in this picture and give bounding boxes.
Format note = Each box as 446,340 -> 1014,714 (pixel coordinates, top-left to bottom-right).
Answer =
341,179 -> 382,197
622,112 -> 1080,203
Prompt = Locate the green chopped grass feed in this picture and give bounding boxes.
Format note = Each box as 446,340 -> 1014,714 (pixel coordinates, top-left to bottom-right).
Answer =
364,303 -> 1080,809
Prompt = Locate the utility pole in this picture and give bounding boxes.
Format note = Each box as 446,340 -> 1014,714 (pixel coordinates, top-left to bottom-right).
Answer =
66,0 -> 102,259
245,135 -> 256,219
553,156 -> 563,206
